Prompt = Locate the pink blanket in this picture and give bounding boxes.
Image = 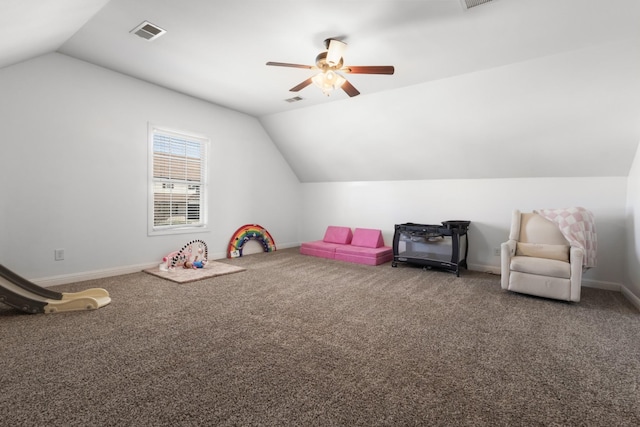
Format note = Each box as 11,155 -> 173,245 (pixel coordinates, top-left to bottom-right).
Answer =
534,207 -> 597,269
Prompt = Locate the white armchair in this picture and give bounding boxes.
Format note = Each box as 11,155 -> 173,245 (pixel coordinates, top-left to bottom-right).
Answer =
501,210 -> 583,302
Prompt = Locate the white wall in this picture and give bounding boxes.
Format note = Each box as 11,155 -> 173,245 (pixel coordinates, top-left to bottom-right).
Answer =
301,177 -> 628,287
626,144 -> 640,299
0,52 -> 635,295
0,53 -> 301,283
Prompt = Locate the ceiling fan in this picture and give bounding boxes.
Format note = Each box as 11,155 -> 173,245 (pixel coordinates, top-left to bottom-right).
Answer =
266,38 -> 395,97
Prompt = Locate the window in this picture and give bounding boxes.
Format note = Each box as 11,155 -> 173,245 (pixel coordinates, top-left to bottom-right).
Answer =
148,125 -> 208,235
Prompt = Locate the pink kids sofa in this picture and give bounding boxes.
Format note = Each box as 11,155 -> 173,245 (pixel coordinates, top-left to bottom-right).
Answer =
334,228 -> 394,266
300,226 -> 353,259
300,226 -> 393,266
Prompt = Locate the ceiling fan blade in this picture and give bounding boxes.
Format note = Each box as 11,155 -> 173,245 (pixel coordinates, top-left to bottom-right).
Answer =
341,79 -> 360,97
290,78 -> 313,92
343,65 -> 395,75
266,61 -> 314,69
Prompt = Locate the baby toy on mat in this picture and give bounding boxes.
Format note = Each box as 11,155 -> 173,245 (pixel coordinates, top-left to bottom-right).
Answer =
183,259 -> 206,269
159,240 -> 208,272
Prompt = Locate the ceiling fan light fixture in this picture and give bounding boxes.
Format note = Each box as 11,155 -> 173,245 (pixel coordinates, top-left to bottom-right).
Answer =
311,73 -> 330,95
312,71 -> 346,96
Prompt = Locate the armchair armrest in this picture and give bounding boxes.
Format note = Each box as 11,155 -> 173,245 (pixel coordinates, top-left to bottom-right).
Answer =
569,246 -> 584,265
569,246 -> 584,302
500,240 -> 516,289
502,240 -> 516,256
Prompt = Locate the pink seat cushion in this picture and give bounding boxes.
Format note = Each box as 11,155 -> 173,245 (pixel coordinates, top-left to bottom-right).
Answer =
323,226 -> 353,244
351,228 -> 384,248
334,245 -> 393,265
300,241 -> 340,259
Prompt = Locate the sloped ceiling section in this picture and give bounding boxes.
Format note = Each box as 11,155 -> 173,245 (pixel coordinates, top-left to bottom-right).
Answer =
260,39 -> 640,182
0,0 -> 111,69
1,0 -> 640,182
255,1 -> 640,182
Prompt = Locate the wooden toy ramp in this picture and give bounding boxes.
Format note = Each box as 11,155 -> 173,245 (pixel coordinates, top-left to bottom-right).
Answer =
0,264 -> 111,314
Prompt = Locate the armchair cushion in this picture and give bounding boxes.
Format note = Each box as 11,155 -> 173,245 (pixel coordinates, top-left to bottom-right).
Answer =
516,242 -> 569,262
510,256 -> 571,279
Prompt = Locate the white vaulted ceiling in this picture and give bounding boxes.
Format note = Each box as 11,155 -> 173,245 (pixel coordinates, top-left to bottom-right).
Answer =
2,0 -> 640,182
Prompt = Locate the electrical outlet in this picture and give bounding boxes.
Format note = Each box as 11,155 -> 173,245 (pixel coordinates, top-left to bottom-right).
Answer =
54,248 -> 65,261
494,248 -> 501,256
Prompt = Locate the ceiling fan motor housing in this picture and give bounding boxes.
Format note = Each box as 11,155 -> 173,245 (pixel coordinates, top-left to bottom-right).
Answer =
315,52 -> 343,71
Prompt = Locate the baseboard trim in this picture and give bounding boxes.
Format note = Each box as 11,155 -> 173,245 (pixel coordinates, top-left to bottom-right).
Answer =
620,285 -> 640,311
468,263 -> 501,275
277,242 -> 300,249
35,262 -> 159,287
581,278 -> 621,292
208,242 -> 299,262
35,243 -> 302,287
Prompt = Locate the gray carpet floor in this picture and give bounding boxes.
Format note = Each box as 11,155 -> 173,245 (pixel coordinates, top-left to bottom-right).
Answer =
1,248 -> 638,426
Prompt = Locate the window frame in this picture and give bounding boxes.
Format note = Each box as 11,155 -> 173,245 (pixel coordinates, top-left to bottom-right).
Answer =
147,123 -> 209,236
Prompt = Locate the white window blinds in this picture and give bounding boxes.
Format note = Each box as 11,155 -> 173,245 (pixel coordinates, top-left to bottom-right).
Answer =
149,126 -> 208,233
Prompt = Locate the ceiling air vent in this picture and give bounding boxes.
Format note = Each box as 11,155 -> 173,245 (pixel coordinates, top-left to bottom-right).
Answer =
460,0 -> 494,10
130,21 -> 166,41
284,96 -> 304,103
